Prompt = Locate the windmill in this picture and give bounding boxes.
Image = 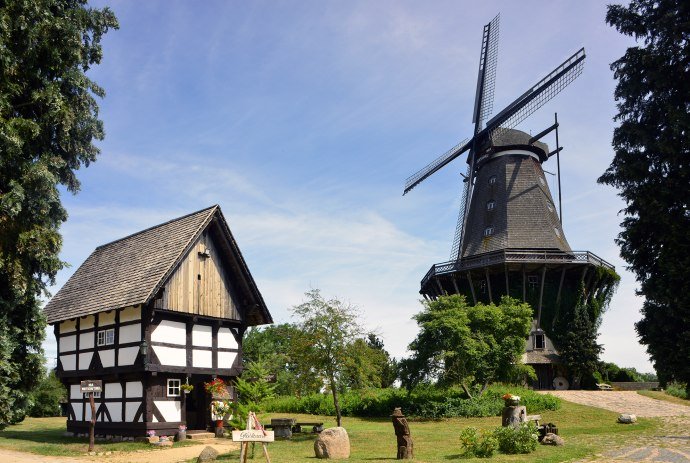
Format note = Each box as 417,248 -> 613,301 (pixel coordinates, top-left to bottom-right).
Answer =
404,15 -> 618,390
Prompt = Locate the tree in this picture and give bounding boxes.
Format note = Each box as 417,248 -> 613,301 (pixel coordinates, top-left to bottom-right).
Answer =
402,295 -> 533,397
557,300 -> 603,386
600,0 -> 690,394
341,335 -> 398,390
0,0 -> 118,427
28,369 -> 67,417
230,360 -> 276,430
291,289 -> 363,427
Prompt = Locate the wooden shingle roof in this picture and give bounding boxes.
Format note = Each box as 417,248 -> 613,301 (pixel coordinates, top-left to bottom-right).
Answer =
44,205 -> 271,326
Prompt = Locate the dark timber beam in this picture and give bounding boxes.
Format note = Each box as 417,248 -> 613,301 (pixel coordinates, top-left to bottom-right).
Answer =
451,276 -> 460,294
467,272 -> 477,305
522,265 -> 526,302
436,279 -> 445,296
504,264 -> 510,297
485,268 -> 493,304
537,266 -> 547,328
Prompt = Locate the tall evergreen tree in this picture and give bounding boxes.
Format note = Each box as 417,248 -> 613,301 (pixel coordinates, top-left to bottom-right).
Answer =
600,0 -> 690,393
0,0 -> 118,427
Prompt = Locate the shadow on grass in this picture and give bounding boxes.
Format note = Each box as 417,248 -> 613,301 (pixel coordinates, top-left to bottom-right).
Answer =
0,429 -> 87,445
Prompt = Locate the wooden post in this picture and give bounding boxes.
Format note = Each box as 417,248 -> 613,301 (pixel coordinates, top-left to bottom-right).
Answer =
88,392 -> 96,452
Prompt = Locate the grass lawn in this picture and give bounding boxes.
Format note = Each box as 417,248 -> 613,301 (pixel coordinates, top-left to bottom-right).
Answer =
206,399 -> 657,462
638,390 -> 690,407
0,416 -> 199,456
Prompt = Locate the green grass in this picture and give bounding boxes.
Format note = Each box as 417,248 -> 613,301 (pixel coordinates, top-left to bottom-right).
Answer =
638,390 -> 690,407
0,417 -> 199,456
207,400 -> 657,462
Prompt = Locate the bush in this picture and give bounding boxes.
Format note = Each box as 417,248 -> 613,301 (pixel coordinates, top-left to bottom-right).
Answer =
262,384 -> 560,419
493,423 -> 539,454
665,382 -> 688,400
28,371 -> 66,418
459,427 -> 498,458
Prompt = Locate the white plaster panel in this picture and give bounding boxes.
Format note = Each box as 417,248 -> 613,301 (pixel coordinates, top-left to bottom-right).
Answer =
120,306 -> 141,323
78,352 -> 93,370
61,354 -> 76,371
80,315 -> 94,330
126,381 -> 143,398
105,402 -> 122,422
59,335 -> 77,353
105,382 -> 122,399
79,332 -> 94,350
218,351 -> 238,369
72,402 -> 83,421
99,311 -> 116,326
152,415 -> 158,423
118,346 -> 139,366
151,320 -> 186,345
99,349 -> 115,368
217,328 -> 238,349
119,323 -> 141,344
70,384 -> 82,400
60,320 -> 76,334
154,401 -> 181,422
192,349 -> 212,368
152,345 -> 186,366
125,401 -> 141,421
192,324 -> 213,347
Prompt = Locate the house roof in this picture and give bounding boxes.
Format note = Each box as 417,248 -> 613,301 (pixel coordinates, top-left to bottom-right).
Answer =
43,205 -> 272,326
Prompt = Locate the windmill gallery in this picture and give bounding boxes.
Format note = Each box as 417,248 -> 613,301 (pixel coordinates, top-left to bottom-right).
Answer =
43,14 -> 619,437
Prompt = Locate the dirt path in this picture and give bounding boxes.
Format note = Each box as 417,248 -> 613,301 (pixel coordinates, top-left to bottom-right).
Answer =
542,390 -> 690,417
0,439 -> 239,463
544,391 -> 690,462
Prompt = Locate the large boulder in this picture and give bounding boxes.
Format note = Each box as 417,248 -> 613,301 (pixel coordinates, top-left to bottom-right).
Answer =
617,414 -> 637,424
197,446 -> 219,462
541,433 -> 565,446
314,427 -> 350,459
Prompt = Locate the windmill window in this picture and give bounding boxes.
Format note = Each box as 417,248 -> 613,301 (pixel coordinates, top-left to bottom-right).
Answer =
547,202 -> 554,212
167,379 -> 181,397
528,275 -> 539,291
486,200 -> 496,211
488,175 -> 497,185
554,227 -> 561,238
97,328 -> 115,346
484,227 -> 494,237
534,333 -> 545,349
539,176 -> 546,186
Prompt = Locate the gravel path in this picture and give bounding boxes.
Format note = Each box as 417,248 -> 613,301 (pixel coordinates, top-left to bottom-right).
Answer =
543,390 -> 690,462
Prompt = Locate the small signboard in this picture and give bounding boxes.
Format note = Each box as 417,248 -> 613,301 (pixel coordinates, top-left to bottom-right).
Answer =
80,380 -> 103,393
232,430 -> 275,443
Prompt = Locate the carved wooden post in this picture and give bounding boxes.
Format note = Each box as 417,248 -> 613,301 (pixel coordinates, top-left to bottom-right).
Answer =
391,408 -> 413,459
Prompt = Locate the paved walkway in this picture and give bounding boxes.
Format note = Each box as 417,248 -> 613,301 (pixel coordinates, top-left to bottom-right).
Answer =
543,390 -> 690,462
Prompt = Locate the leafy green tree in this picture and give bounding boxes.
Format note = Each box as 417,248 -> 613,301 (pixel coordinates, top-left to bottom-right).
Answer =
230,360 -> 276,430
28,370 -> 67,417
402,295 -> 533,397
601,0 -> 690,394
291,289 -> 363,427
0,0 -> 118,428
242,323 -> 321,396
340,335 -> 397,390
557,300 -> 603,386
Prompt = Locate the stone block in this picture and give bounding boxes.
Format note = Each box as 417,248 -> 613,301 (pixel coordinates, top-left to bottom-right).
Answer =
617,414 -> 637,424
314,427 -> 350,459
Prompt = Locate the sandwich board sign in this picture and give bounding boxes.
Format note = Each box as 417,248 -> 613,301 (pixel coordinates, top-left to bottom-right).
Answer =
232,429 -> 275,442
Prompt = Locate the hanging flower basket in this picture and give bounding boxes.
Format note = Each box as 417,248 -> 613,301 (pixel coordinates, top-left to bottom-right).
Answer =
204,378 -> 228,398
181,383 -> 194,394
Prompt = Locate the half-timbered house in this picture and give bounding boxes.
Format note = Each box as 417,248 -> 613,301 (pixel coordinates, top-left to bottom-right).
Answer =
44,205 -> 272,436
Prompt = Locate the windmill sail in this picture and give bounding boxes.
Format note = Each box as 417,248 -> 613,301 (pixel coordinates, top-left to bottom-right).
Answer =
472,13 -> 500,132
403,138 -> 470,195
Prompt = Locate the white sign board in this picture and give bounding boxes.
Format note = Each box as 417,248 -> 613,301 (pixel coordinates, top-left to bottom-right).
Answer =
232,430 -> 275,442
80,380 -> 102,393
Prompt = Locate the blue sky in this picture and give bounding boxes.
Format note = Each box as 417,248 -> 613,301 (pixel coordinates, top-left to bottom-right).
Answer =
45,0 -> 652,372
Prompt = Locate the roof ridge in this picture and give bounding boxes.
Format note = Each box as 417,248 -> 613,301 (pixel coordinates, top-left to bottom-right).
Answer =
141,205 -> 219,304
95,205 -> 218,250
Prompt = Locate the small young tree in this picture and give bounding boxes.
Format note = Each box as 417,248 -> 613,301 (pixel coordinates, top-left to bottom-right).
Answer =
557,301 -> 603,386
402,295 -> 533,397
291,289 -> 363,427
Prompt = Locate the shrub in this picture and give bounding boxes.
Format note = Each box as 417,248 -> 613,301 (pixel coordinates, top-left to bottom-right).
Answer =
459,427 -> 498,458
493,423 -> 539,454
28,371 -> 66,417
665,382 -> 688,400
262,384 -> 560,419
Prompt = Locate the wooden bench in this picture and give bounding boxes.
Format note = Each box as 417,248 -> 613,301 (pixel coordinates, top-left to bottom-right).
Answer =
525,414 -> 542,427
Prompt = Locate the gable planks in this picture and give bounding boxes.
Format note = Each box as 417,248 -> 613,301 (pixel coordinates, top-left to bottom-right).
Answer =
155,228 -> 240,320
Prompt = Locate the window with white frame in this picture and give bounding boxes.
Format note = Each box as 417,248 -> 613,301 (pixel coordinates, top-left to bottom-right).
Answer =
167,379 -> 181,397
488,175 -> 497,185
484,227 -> 494,237
96,328 -> 115,346
486,200 -> 496,211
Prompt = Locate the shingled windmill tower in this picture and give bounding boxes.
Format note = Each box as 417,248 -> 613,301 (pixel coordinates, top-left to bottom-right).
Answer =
404,15 -> 618,389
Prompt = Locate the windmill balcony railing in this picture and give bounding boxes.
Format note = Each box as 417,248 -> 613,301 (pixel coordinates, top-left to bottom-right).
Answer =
421,249 -> 614,289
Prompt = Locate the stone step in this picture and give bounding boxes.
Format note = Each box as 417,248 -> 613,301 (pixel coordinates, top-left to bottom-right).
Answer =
186,431 -> 216,439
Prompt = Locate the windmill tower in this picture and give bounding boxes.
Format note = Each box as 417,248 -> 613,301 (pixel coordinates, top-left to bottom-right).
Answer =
404,15 -> 618,389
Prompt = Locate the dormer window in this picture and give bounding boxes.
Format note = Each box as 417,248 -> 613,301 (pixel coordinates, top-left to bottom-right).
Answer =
97,328 -> 115,346
534,333 -> 545,350
486,200 -> 496,211
484,227 -> 494,237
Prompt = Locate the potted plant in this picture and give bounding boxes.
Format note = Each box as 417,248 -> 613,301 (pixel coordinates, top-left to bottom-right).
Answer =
502,393 -> 521,407
181,383 -> 194,394
204,378 -> 228,398
176,425 -> 187,441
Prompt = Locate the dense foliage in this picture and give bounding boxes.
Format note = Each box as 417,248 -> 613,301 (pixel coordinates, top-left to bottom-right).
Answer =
597,362 -> 657,383
401,295 -> 533,396
261,385 -> 560,419
27,370 -> 66,417
229,361 -> 276,430
601,0 -> 690,394
665,382 -> 689,400
0,0 -> 118,428
459,427 -> 498,458
493,422 -> 539,454
557,292 -> 603,386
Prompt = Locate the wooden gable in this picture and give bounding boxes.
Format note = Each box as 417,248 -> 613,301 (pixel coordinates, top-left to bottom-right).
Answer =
154,222 -> 241,320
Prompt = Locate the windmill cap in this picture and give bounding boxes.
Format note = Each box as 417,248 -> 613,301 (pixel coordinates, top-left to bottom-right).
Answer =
492,128 -> 549,155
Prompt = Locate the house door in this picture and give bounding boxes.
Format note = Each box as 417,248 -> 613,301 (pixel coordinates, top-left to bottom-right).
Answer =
185,379 -> 210,430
